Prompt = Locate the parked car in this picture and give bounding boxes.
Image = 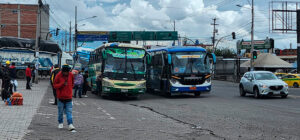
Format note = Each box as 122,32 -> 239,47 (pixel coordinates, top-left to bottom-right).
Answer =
274,72 -> 288,79
281,74 -> 300,88
239,71 -> 288,98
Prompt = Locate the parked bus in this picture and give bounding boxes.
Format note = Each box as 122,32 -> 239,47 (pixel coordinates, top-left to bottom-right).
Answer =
88,43 -> 147,98
147,46 -> 216,96
0,37 -> 66,78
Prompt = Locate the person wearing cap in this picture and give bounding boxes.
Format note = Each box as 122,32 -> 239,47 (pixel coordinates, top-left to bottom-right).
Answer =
1,61 -> 13,101
53,64 -> 75,131
50,64 -> 60,105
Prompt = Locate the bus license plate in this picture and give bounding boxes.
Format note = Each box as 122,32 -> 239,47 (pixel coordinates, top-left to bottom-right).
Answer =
189,87 -> 197,90
121,89 -> 128,92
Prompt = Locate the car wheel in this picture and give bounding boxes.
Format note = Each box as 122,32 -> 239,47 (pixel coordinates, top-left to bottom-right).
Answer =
281,94 -> 288,98
254,88 -> 260,99
293,83 -> 299,88
239,85 -> 246,97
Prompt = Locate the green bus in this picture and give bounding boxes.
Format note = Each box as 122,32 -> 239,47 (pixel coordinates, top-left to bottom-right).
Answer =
88,43 -> 147,98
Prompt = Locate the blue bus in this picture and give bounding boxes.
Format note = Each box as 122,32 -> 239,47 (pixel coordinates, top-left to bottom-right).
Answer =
146,46 -> 216,96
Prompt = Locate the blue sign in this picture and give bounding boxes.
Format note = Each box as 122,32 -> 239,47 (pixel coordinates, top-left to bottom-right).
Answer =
77,34 -> 108,42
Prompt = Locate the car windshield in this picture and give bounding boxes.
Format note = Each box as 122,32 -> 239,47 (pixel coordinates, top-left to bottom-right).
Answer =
171,51 -> 210,74
254,73 -> 277,80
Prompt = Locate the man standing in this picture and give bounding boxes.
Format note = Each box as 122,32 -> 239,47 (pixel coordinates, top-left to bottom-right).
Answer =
50,64 -> 60,105
9,62 -> 17,92
1,61 -> 13,101
53,64 -> 75,131
82,71 -> 89,97
25,65 -> 31,90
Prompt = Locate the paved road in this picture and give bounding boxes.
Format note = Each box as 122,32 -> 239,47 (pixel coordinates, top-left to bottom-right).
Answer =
24,80 -> 300,140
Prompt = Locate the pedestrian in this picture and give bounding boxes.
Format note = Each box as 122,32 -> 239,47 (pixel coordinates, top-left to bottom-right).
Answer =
82,71 -> 89,97
53,64 -> 75,131
31,66 -> 36,84
50,64 -> 60,105
25,65 -> 31,90
1,61 -> 13,101
73,70 -> 83,98
9,62 -> 18,92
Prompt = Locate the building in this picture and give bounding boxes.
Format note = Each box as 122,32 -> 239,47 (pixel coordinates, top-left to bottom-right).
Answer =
0,3 -> 49,39
275,49 -> 297,63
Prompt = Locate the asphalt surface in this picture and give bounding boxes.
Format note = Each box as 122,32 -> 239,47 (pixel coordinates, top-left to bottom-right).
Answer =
24,80 -> 300,140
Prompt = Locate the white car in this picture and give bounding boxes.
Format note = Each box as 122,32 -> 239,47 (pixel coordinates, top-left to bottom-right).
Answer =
239,71 -> 288,98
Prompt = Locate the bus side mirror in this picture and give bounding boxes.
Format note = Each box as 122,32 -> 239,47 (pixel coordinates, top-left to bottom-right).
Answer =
146,55 -> 152,65
205,53 -> 216,64
102,51 -> 107,60
167,54 -> 172,65
210,53 -> 216,64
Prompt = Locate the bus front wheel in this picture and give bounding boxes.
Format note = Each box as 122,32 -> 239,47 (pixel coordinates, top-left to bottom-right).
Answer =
194,92 -> 201,97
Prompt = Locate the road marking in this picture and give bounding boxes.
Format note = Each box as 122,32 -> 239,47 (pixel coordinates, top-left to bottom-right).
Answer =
94,103 -> 116,120
73,101 -> 80,106
289,95 -> 300,99
80,102 -> 86,106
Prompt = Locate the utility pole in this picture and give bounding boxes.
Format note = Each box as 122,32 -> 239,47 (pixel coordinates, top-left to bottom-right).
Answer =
34,0 -> 42,84
75,6 -> 78,51
65,30 -> 67,52
69,21 -> 71,54
250,0 -> 254,71
62,32 -> 64,52
211,18 -> 218,52
173,20 -> 175,46
297,9 -> 300,73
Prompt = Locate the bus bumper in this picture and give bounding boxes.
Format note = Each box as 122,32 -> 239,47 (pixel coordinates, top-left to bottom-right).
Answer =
170,83 -> 211,93
102,86 -> 146,96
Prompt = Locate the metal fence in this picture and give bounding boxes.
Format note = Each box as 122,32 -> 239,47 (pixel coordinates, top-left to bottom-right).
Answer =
213,57 -> 249,82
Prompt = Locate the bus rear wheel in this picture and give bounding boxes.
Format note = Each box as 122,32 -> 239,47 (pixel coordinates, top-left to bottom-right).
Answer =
194,92 -> 201,97
16,70 -> 26,79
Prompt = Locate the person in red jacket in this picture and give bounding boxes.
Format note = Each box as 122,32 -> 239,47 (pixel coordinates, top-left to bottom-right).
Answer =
53,64 -> 75,131
25,65 -> 31,90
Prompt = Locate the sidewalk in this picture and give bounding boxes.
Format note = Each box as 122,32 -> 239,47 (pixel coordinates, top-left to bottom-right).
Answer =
0,80 -> 50,139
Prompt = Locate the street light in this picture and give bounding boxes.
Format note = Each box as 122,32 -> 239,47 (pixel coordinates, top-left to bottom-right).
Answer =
236,0 -> 254,71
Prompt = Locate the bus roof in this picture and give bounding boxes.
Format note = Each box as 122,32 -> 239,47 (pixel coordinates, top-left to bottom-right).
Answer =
147,46 -> 206,53
95,43 -> 144,50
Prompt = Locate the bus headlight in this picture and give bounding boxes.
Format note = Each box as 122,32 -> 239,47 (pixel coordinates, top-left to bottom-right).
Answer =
136,82 -> 146,88
170,78 -> 179,84
102,78 -> 114,87
205,78 -> 211,83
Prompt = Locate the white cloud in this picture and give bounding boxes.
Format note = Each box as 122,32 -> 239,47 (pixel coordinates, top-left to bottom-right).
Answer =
0,0 -> 296,49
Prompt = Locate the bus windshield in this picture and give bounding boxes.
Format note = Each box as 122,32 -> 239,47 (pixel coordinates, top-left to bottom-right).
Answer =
171,51 -> 210,74
104,47 -> 146,80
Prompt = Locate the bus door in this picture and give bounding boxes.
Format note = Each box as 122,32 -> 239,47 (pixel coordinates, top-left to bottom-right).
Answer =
150,52 -> 164,91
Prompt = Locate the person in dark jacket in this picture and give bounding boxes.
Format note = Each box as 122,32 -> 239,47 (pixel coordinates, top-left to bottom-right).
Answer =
31,66 -> 36,84
1,61 -> 13,101
82,71 -> 89,97
53,64 -> 75,131
25,65 -> 31,90
9,62 -> 17,92
50,64 -> 60,105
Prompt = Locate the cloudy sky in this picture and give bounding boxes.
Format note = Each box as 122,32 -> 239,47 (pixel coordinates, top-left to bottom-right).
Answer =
0,0 -> 298,50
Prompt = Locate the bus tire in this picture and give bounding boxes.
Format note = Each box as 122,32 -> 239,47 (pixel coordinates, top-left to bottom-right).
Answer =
16,70 -> 26,79
194,92 -> 201,97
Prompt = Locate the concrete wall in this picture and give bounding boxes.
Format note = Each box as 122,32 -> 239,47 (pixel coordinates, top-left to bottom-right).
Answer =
0,4 -> 49,40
